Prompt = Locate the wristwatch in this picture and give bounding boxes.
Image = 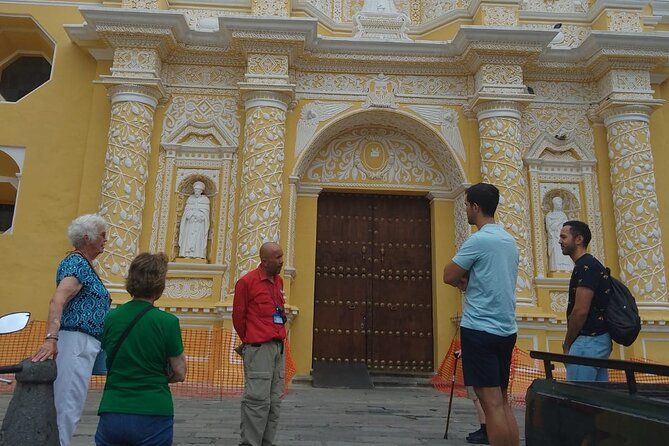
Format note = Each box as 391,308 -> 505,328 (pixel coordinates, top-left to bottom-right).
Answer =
45,333 -> 59,341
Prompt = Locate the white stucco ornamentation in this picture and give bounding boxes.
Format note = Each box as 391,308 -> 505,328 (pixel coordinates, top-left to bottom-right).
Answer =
475,65 -> 525,96
353,0 -> 411,41
112,48 -> 161,79
161,95 -> 240,150
603,108 -> 667,303
480,5 -> 517,26
363,74 -> 398,109
521,0 -> 587,14
98,86 -> 160,288
164,278 -> 213,299
549,291 -> 568,313
295,101 -> 353,156
305,127 -> 447,187
607,10 -> 643,32
122,0 -> 158,8
252,0 -> 289,16
407,105 -> 465,159
454,191 -> 471,249
476,102 -> 535,302
421,0 -> 457,23
236,99 -> 288,279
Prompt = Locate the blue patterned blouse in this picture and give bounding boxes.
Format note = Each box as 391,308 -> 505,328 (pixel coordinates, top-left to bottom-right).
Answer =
57,254 -> 111,340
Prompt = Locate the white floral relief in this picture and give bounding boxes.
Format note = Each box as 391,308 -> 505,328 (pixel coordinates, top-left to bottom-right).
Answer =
521,0 -> 588,13
296,72 -> 467,98
122,0 -> 158,8
606,119 -> 667,302
550,291 -> 568,313
421,0 -> 457,23
475,65 -> 523,95
252,0 -> 289,16
247,54 -> 289,77
481,6 -> 517,26
164,278 -> 213,299
98,100 -> 156,285
478,113 -> 535,301
112,48 -> 161,79
521,24 -> 590,49
529,81 -> 597,103
521,107 -> 594,157
164,65 -> 244,89
305,127 -> 447,187
236,106 -> 287,280
454,192 -> 471,249
607,11 -> 642,32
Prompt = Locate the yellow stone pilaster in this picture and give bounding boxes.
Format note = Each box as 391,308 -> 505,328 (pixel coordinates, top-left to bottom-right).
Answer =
601,104 -> 668,305
474,100 -> 536,303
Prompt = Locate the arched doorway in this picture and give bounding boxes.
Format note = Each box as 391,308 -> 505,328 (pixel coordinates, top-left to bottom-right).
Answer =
290,109 -> 467,376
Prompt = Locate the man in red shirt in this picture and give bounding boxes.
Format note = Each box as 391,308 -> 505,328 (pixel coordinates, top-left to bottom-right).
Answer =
233,242 -> 286,446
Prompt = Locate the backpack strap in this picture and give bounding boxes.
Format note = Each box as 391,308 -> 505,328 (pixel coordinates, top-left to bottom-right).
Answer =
106,304 -> 155,372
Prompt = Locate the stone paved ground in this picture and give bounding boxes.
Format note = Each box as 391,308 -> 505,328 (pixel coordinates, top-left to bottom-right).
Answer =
0,385 -> 525,445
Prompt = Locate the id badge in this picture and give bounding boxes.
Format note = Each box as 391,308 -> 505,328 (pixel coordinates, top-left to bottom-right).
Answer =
273,311 -> 285,325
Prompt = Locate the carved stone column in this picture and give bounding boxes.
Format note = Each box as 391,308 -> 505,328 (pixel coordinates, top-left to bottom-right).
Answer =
236,52 -> 293,280
96,85 -> 161,289
601,105 -> 667,304
475,101 -> 535,302
96,47 -> 165,291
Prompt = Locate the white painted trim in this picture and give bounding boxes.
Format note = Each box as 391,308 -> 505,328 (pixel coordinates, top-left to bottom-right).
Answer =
476,107 -> 522,121
0,146 -> 25,172
110,90 -> 159,108
603,112 -> 651,126
641,337 -> 669,359
244,97 -> 288,111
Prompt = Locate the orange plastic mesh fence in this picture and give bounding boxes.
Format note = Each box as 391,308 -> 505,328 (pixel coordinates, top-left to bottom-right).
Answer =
0,321 -> 296,399
433,338 -> 669,408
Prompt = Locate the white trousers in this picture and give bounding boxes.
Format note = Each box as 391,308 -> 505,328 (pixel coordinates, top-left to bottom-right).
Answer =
54,330 -> 100,446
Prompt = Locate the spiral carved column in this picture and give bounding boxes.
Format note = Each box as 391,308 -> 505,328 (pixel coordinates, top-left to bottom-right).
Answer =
603,106 -> 667,304
475,101 -> 535,302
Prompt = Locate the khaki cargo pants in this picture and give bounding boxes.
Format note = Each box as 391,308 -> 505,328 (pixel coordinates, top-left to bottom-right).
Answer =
240,340 -> 285,446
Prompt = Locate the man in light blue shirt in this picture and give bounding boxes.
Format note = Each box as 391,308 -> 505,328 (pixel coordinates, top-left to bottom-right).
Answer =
443,183 -> 520,446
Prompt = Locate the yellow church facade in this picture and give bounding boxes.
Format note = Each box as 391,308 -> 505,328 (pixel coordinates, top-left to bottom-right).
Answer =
2,0 -> 669,377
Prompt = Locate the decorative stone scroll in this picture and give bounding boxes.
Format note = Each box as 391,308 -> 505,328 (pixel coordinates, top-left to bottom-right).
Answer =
164,278 -> 213,300
295,101 -> 352,157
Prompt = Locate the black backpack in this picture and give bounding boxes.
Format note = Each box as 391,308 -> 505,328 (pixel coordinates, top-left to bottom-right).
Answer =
604,268 -> 641,346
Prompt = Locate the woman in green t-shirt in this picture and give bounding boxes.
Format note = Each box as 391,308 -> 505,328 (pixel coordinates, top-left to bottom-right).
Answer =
95,253 -> 187,446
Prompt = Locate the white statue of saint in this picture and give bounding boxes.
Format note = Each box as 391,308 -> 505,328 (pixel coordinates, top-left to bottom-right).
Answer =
545,196 -> 574,272
178,181 -> 210,259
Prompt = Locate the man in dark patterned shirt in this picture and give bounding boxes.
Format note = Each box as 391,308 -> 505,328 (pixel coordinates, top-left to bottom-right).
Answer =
559,220 -> 612,381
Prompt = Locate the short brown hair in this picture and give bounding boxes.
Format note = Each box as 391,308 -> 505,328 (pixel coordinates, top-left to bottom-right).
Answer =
125,253 -> 168,299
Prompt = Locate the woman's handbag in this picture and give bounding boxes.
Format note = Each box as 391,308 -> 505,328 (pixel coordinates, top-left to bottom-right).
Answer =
92,349 -> 108,376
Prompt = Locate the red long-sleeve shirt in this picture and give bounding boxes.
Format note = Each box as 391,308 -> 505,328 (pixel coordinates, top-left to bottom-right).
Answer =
232,266 -> 286,343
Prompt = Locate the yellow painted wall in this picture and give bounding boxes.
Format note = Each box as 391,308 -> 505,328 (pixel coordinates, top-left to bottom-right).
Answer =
0,5 -> 104,318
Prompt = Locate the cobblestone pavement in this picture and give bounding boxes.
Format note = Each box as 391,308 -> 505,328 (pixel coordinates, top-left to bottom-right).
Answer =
0,385 -> 525,445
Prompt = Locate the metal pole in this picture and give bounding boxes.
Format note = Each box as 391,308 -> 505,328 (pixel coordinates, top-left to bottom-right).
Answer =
444,351 -> 461,439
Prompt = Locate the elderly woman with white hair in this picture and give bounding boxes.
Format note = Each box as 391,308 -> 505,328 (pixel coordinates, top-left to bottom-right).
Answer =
32,213 -> 111,446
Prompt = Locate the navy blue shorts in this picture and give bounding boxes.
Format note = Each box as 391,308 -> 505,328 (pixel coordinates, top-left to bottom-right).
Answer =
461,326 -> 517,389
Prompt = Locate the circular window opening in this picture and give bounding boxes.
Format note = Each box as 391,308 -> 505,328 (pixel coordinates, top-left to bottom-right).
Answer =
0,56 -> 52,102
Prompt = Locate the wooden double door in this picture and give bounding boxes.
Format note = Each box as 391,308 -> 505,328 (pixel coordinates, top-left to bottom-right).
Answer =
312,192 -> 434,374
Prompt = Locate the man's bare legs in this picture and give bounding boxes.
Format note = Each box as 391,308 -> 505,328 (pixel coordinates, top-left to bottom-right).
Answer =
474,386 -> 519,446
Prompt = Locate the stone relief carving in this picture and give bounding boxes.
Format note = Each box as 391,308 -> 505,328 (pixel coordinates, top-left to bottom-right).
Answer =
236,105 -> 287,279
544,196 -> 574,272
122,0 -> 158,8
607,10 -> 643,32
528,81 -> 597,103
407,105 -> 465,159
161,95 -> 240,149
178,181 -> 210,259
111,48 -> 161,79
480,5 -> 517,26
353,0 -> 411,40
305,127 -> 447,187
246,54 -> 290,84
252,0 -> 289,16
521,24 -> 590,49
296,101 -> 353,156
521,0 -> 588,14
296,72 -> 467,98
522,107 -> 594,157
549,291 -> 568,313
478,109 -> 535,302
97,96 -> 157,285
363,74 -> 398,109
421,0 -> 457,23
598,70 -> 653,102
475,65 -> 525,96
605,116 -> 667,302
164,65 -> 244,89
454,191 -> 471,250
164,278 -> 213,300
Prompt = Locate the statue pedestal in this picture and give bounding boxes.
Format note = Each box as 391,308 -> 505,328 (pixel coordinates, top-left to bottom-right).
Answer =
174,257 -> 207,264
353,11 -> 411,41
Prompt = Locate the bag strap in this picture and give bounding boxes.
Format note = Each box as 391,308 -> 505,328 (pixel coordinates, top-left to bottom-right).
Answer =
106,304 -> 155,372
